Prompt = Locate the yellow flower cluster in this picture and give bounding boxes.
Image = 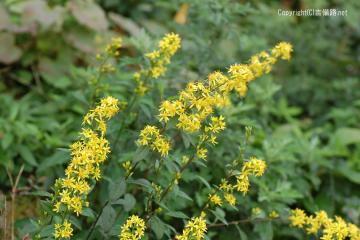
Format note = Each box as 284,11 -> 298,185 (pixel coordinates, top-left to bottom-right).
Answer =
134,33 -> 181,95
52,96 -> 120,238
97,37 -> 122,60
271,42 -> 293,60
209,193 -> 222,206
122,161 -> 133,177
235,157 -> 266,194
138,125 -> 170,157
149,42 -> 292,160
119,215 -> 146,240
146,33 -> 181,78
54,219 -> 73,239
175,213 -> 207,240
207,156 -> 266,209
269,210 -> 279,219
289,208 -> 360,240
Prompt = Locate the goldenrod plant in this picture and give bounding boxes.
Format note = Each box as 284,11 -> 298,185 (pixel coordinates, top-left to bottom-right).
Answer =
30,32 -> 314,240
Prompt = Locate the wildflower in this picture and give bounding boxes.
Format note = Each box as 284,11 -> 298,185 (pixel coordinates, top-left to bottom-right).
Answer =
271,42 -> 293,60
159,32 -> 181,55
224,193 -> 236,206
54,219 -> 73,239
52,97 -> 120,237
133,33 -> 181,95
207,116 -> 226,133
137,42 -> 290,190
159,100 -> 181,122
289,208 -> 360,239
196,146 -> 208,160
138,125 -> 170,157
252,207 -> 262,216
209,193 -> 222,206
105,37 -> 122,57
119,215 -> 146,240
235,173 -> 250,194
269,210 -> 279,219
289,208 -> 307,228
122,161 -> 133,177
243,157 -> 266,177
175,214 -> 207,240
348,223 -> 360,239
219,179 -> 233,192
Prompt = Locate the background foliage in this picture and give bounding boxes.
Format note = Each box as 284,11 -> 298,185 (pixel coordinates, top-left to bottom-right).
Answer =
0,0 -> 359,239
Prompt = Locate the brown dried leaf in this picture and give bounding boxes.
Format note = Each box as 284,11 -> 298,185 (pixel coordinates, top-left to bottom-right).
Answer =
174,3 -> 189,25
0,4 -> 11,31
14,0 -> 64,31
68,0 -> 108,32
0,32 -> 22,64
109,12 -> 142,37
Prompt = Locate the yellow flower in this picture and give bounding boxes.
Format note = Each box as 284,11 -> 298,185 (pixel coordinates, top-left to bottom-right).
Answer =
159,100 -> 178,122
175,214 -> 207,240
209,193 -> 222,206
219,179 -> 233,192
119,215 -> 146,240
289,208 -> 360,240
196,146 -> 208,160
138,125 -> 170,157
54,219 -> 73,239
133,33 -> 181,95
269,210 -> 279,219
244,157 -> 266,177
271,42 -> 293,60
105,37 -> 122,57
52,96 -> 120,236
122,161 -> 133,177
289,208 -> 307,228
252,207 -> 262,216
235,173 -> 250,194
159,33 -> 181,55
224,193 -> 236,206
207,116 -> 226,133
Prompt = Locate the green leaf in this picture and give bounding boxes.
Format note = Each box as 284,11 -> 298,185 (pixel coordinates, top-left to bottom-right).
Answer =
337,163 -> 360,184
37,150 -> 69,172
108,178 -> 126,201
235,225 -> 248,240
333,128 -> 360,146
28,191 -> 51,197
254,222 -> 273,240
166,211 -> 188,219
174,187 -> 192,202
112,194 -> 136,212
133,147 -> 149,163
211,208 -> 227,225
97,205 -> 116,233
128,178 -> 152,193
150,216 -> 165,239
81,207 -> 96,219
18,145 -> 38,166
1,132 -> 13,149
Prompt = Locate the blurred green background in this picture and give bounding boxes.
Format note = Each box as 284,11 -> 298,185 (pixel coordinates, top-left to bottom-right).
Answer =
0,0 -> 359,239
